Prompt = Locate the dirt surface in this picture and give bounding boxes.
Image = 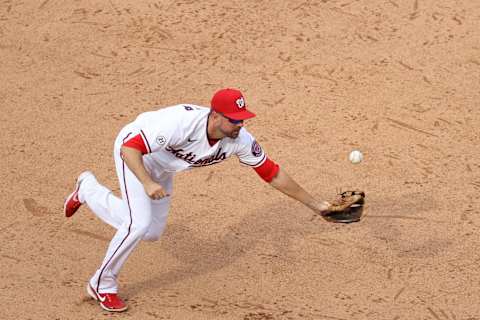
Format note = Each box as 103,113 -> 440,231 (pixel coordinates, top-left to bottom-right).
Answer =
1,0 -> 480,319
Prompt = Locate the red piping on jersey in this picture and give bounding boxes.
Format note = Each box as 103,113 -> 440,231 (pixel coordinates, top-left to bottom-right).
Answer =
254,157 -> 279,182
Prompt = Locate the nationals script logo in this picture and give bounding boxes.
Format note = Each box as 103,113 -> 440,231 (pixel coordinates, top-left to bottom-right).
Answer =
166,146 -> 227,167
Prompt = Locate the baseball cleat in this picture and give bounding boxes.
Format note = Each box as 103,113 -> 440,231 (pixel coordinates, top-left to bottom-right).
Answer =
63,171 -> 93,218
87,284 -> 128,312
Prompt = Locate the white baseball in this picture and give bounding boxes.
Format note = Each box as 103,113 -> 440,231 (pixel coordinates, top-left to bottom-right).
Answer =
349,150 -> 363,164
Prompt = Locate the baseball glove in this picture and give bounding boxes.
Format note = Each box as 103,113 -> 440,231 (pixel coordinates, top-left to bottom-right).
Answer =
322,190 -> 365,223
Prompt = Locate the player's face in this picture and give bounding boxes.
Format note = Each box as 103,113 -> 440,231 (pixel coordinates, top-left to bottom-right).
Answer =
219,114 -> 244,138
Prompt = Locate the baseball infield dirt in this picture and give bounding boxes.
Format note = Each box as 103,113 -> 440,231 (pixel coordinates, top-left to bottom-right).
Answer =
1,0 -> 479,319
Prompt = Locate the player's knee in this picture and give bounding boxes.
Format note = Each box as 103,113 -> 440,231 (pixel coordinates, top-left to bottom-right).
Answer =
130,221 -> 151,236
142,233 -> 160,242
142,226 -> 166,242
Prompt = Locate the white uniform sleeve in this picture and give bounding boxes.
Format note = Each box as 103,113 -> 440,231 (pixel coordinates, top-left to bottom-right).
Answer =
135,107 -> 184,154
235,129 -> 267,167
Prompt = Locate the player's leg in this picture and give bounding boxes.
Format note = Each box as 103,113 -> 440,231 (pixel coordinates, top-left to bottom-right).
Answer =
106,171 -> 173,285
77,175 -> 126,230
89,130 -> 157,294
87,167 -> 151,312
88,179 -> 152,294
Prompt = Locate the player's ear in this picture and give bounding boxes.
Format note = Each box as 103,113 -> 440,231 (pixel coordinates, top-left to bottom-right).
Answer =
210,110 -> 221,121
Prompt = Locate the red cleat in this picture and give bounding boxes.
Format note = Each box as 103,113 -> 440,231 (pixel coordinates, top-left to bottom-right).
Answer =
63,171 -> 93,218
87,284 -> 128,312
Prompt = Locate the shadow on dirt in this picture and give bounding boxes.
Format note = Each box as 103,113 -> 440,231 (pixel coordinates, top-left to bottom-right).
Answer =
126,200 -> 325,296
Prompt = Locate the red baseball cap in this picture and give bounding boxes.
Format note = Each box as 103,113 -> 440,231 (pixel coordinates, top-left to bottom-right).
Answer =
211,88 -> 256,120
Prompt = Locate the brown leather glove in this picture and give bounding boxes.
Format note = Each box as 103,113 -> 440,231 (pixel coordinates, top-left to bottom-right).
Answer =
322,190 -> 365,223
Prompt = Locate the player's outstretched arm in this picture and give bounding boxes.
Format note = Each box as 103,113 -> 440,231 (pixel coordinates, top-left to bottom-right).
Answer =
120,146 -> 169,200
269,167 -> 330,216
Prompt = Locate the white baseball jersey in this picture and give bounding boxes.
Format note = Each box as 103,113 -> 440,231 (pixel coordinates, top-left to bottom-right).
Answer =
122,104 -> 267,173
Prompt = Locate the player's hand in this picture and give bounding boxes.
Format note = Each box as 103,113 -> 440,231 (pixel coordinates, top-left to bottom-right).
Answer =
309,201 -> 331,220
316,201 -> 331,216
144,182 -> 169,200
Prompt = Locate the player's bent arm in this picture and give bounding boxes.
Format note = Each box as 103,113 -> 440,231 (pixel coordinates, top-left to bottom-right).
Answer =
120,145 -> 168,199
269,167 -> 330,215
120,146 -> 154,185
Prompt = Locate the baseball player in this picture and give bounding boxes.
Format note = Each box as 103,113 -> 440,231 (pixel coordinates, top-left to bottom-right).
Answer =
63,88 -> 330,312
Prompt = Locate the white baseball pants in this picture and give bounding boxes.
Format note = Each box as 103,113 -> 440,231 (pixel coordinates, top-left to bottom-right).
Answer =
78,127 -> 174,294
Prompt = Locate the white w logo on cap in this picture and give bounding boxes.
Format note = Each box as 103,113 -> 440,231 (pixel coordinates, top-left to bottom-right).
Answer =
236,97 -> 245,108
